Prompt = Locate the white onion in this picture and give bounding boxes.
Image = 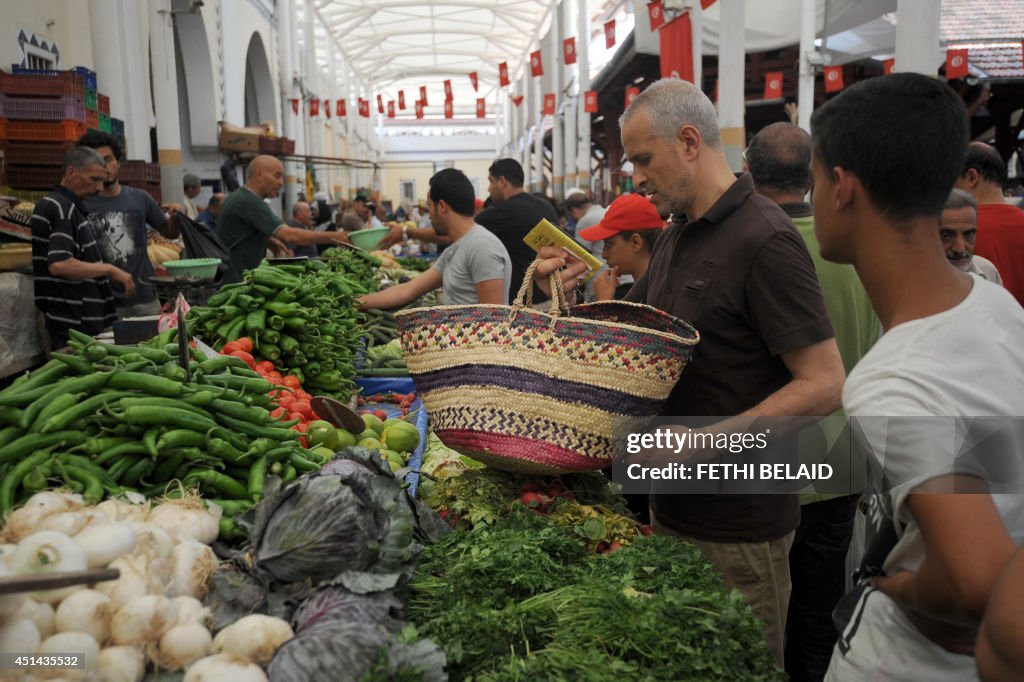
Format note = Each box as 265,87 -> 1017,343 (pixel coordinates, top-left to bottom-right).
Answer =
151,623 -> 213,670
0,491 -> 82,543
130,522 -> 175,562
17,599 -> 55,639
0,618 -> 40,656
172,596 -> 213,627
147,498 -> 221,545
211,614 -> 293,666
110,595 -> 177,646
95,556 -> 150,609
73,522 -> 137,569
168,541 -> 218,599
97,646 -> 145,682
55,589 -> 112,644
9,531 -> 88,603
38,631 -> 100,677
39,509 -> 110,537
184,653 -> 268,682
97,496 -> 150,524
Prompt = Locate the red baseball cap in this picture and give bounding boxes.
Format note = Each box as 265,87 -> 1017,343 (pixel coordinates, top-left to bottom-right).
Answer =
578,193 -> 664,242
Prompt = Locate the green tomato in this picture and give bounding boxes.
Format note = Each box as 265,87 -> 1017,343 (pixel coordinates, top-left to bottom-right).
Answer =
307,420 -> 340,450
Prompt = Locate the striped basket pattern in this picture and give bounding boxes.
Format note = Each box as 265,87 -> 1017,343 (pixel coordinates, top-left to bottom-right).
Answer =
395,263 -> 699,474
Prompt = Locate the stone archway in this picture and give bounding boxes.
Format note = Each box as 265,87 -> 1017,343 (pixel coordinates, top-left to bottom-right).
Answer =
244,32 -> 277,131
172,1 -> 218,148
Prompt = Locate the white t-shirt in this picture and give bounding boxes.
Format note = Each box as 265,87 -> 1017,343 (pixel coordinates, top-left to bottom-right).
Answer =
827,277 -> 1024,681
432,224 -> 512,305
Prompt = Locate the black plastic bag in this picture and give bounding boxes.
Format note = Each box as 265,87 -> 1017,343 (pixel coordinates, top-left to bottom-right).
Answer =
177,213 -> 232,284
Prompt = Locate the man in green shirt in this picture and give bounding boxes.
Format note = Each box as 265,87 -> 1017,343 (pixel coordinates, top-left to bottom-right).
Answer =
746,122 -> 880,682
217,155 -> 348,283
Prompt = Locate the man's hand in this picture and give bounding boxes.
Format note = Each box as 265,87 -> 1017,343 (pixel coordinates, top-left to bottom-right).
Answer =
109,266 -> 136,299
593,266 -> 619,301
380,223 -> 404,248
268,237 -> 292,258
532,246 -> 589,300
162,203 -> 186,216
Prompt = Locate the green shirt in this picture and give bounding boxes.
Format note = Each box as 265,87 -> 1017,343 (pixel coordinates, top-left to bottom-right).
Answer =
217,187 -> 282,283
788,206 -> 880,503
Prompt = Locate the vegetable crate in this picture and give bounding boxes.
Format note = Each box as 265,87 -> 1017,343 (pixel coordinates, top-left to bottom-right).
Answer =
0,140 -> 75,165
356,381 -> 430,497
119,160 -> 162,185
97,93 -> 110,115
99,113 -> 111,133
0,94 -> 86,122
1,69 -> 85,101
258,136 -> 295,156
111,117 -> 124,137
86,108 -> 98,130
2,163 -> 63,189
70,66 -> 97,91
0,118 -> 87,142
84,88 -> 97,111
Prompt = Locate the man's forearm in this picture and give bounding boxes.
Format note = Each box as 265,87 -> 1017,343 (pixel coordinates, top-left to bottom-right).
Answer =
409,227 -> 450,245
359,283 -> 413,311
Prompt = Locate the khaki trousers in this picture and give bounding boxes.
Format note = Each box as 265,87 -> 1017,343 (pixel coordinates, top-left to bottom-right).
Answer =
652,514 -> 794,669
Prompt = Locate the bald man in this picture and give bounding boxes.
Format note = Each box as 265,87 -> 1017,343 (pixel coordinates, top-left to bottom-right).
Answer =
217,155 -> 347,282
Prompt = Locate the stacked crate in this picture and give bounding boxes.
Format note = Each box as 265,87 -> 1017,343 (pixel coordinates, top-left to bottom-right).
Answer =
0,68 -> 87,191
119,159 -> 162,204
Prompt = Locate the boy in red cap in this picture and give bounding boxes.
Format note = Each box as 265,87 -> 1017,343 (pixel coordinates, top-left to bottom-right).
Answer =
579,193 -> 665,300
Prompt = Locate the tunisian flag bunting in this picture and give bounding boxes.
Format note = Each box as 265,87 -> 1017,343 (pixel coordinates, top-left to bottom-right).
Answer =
530,50 -> 543,77
659,12 -> 694,82
511,94 -> 524,107
764,71 -> 784,99
336,99 -> 346,117
444,79 -> 453,101
398,91 -> 406,110
444,100 -> 453,119
469,72 -> 478,91
387,101 -> 395,118
420,86 -> 428,106
543,93 -> 556,115
701,0 -> 717,8
625,86 -> 640,109
290,98 -> 299,115
358,98 -> 369,118
499,62 -> 510,87
564,37 -> 577,65
823,66 -> 845,93
604,20 -> 616,49
648,1 -> 665,31
324,100 -> 331,118
476,98 -> 486,118
415,101 -> 424,119
309,98 -> 319,116
376,95 -> 384,113
946,48 -> 969,79
883,58 -> 895,75
584,90 -> 598,113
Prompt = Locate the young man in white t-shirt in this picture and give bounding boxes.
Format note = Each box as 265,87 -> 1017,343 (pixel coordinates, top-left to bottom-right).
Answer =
810,73 -> 1024,681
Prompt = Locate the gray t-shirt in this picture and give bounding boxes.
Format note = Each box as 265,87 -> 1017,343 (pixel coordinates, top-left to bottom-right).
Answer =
84,186 -> 167,305
432,223 -> 512,304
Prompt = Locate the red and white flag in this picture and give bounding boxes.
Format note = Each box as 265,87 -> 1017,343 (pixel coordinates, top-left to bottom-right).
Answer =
336,99 -> 346,117
648,1 -> 665,31
764,71 -> 783,99
823,66 -> 845,93
376,95 -> 384,113
358,98 -> 369,118
659,12 -> 694,82
584,90 -> 598,113
469,72 -> 478,91
444,100 -> 453,119
511,94 -> 524,107
530,50 -> 543,77
324,100 -> 331,118
625,86 -> 640,108
476,98 -> 486,118
883,58 -> 895,75
309,98 -> 319,116
387,101 -> 395,118
290,98 -> 299,115
499,62 -> 510,87
604,20 -> 616,49
564,37 -> 576,65
415,101 -> 424,119
700,0 -> 717,8
398,91 -> 406,110
420,86 -> 428,106
444,79 -> 453,101
946,48 -> 969,79
543,93 -> 556,115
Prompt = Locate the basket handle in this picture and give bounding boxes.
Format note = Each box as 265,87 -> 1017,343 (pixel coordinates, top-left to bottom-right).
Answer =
510,258 -> 571,321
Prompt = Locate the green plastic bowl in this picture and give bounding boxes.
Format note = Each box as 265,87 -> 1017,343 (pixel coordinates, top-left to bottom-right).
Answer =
348,227 -> 391,251
163,258 -> 221,280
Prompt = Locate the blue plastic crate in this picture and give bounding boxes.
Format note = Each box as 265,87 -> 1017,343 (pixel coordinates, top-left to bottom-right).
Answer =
110,117 -> 124,136
71,66 -> 97,91
355,379 -> 428,497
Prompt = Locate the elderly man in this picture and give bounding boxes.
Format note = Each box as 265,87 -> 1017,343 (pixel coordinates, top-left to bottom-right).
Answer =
182,173 -> 201,220
533,79 -> 844,667
745,121 -> 880,682
196,193 -> 223,230
217,155 -> 346,283
286,201 -> 319,259
954,142 -> 1024,305
30,147 -> 135,349
942,189 -> 1003,285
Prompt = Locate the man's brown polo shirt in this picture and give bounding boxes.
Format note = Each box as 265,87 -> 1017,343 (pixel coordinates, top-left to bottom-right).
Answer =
626,173 -> 834,542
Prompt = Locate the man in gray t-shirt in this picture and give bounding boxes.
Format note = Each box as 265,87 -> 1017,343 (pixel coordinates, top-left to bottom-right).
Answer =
358,169 -> 511,310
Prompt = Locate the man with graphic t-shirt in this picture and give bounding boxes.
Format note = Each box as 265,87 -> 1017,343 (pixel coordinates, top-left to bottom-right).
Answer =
810,74 -> 1024,681
77,131 -> 181,317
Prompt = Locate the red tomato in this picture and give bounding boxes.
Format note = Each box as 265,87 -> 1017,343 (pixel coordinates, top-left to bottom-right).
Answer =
295,390 -> 312,401
291,400 -> 314,420
221,342 -> 242,355
282,375 -> 301,390
229,351 -> 256,368
289,413 -> 307,426
277,394 -> 295,410
234,337 -> 254,353
269,407 -> 287,419
255,360 -> 275,374
268,371 -> 284,383
299,436 -> 309,448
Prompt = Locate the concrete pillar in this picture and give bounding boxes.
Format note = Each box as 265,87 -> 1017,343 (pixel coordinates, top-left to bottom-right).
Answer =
576,0 -> 592,192
303,3 -> 317,166
797,0 -> 816,132
89,0 -> 149,160
689,0 -> 703,88
327,33 -> 340,197
717,0 -> 746,171
561,0 -> 578,195
533,67 -> 544,193
277,0 -> 298,214
148,0 -> 184,204
895,0 -> 941,75
549,10 -> 564,200
219,0 -> 243,124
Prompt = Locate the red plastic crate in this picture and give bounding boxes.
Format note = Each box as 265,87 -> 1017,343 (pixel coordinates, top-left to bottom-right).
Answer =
118,160 -> 148,183
86,109 -> 99,130
0,140 -> 75,165
258,136 -> 295,155
145,163 -> 161,183
0,118 -> 86,142
2,164 -> 63,189
97,93 -> 109,115
0,95 -> 85,122
0,70 -> 84,101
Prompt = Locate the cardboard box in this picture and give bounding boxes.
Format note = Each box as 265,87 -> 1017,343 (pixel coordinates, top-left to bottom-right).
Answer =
217,121 -> 267,153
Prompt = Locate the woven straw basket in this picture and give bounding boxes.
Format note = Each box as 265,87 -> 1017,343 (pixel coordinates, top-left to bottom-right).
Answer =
394,260 -> 700,474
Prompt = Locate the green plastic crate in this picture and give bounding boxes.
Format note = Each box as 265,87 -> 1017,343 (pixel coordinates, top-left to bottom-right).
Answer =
84,89 -> 97,111
99,113 -> 111,133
